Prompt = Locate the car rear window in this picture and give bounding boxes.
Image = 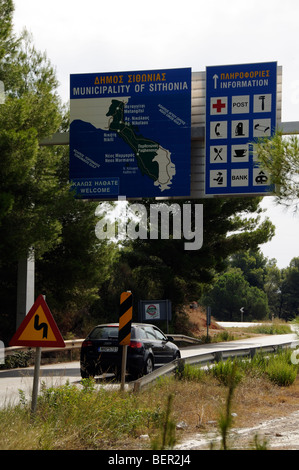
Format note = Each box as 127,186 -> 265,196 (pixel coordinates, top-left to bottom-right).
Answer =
133,327 -> 147,340
144,326 -> 157,339
89,326 -> 119,339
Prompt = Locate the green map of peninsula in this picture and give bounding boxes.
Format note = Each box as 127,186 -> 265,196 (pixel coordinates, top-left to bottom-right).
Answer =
106,99 -> 159,181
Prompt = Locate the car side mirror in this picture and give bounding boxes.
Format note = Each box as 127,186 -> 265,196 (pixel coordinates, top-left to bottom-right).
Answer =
166,335 -> 174,342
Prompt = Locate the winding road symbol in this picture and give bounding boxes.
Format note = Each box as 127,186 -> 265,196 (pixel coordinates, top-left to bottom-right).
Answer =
34,314 -> 48,339
9,294 -> 65,348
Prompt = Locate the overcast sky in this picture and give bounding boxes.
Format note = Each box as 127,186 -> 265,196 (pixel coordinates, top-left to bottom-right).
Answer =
11,0 -> 299,268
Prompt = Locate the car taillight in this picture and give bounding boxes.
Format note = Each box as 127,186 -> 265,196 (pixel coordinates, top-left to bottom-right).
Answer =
82,340 -> 92,347
129,340 -> 142,349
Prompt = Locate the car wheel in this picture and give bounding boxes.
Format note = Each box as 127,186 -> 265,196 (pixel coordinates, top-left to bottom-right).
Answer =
174,351 -> 181,360
144,356 -> 154,375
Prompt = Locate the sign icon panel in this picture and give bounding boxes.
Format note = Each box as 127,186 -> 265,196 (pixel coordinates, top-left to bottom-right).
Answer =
210,97 -> 228,115
231,95 -> 250,114
205,62 -> 277,195
254,94 -> 272,113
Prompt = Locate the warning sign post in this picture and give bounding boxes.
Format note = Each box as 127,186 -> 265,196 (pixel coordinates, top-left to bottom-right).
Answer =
9,295 -> 65,412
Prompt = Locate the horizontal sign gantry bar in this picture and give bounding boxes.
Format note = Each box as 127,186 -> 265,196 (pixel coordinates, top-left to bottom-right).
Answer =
40,119 -> 297,147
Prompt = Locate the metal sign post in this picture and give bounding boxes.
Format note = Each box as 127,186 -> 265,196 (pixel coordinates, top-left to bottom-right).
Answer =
206,306 -> 211,338
31,347 -> 42,413
120,345 -> 128,392
240,306 -> 245,322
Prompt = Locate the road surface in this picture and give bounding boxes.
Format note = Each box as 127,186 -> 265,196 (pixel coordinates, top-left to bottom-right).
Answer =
0,332 -> 298,408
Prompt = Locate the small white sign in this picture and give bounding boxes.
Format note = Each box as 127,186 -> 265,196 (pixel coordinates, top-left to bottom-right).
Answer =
210,121 -> 227,139
231,169 -> 249,187
209,170 -> 227,188
231,120 -> 249,139
210,97 -> 228,115
253,94 -> 272,113
231,95 -> 250,114
145,303 -> 160,319
231,144 -> 249,162
210,145 -> 227,163
253,168 -> 270,186
253,118 -> 271,137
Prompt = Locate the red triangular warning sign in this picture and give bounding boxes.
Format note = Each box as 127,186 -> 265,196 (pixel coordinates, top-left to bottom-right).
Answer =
9,295 -> 65,348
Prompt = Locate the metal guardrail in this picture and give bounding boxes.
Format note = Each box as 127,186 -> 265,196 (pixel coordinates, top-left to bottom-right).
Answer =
4,339 -> 83,356
3,334 -> 200,357
130,338 -> 299,392
4,336 -> 299,393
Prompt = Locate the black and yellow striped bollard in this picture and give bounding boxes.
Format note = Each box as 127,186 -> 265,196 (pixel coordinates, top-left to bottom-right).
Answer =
119,292 -> 133,390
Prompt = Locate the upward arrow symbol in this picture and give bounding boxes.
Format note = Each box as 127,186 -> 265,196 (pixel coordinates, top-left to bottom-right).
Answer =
213,74 -> 219,89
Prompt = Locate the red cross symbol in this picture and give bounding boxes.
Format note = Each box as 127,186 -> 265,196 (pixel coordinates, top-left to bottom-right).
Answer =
212,99 -> 226,113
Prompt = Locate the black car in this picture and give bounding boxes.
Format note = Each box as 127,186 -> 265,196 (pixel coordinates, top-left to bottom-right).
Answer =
80,323 -> 181,379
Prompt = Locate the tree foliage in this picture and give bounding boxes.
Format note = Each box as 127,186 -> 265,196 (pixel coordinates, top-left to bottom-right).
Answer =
201,249 -> 299,322
280,257 -> 299,320
0,8 -> 63,261
255,131 -> 299,211
0,1 -> 113,341
113,197 -> 275,312
201,267 -> 269,321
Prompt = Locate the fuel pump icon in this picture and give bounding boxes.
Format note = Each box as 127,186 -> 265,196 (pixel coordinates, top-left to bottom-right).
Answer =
235,122 -> 245,136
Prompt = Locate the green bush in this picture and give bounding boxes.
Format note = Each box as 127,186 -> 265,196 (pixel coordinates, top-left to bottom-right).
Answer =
0,350 -> 33,369
266,361 -> 297,386
240,349 -> 298,386
265,351 -> 298,386
211,358 -> 243,386
216,331 -> 235,342
36,380 -> 163,446
176,363 -> 204,382
247,324 -> 291,335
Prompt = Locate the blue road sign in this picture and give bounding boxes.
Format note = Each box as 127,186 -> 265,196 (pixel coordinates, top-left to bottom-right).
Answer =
205,62 -> 277,196
69,68 -> 191,199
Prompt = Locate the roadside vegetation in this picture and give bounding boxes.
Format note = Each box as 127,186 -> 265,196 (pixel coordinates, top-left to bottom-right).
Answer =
190,320 -> 292,345
0,348 -> 298,450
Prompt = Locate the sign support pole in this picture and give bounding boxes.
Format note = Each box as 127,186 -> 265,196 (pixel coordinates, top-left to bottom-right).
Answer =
31,346 -> 41,413
240,307 -> 244,322
120,345 -> 128,392
206,306 -> 211,339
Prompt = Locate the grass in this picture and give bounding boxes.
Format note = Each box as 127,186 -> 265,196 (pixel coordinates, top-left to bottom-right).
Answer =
197,322 -> 292,344
0,348 -> 298,450
0,379 -> 164,450
208,349 -> 298,387
246,323 -> 292,335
